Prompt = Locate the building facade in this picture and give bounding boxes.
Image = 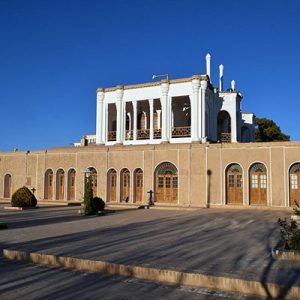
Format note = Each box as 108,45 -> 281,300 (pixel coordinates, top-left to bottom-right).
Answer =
1,142 -> 300,208
96,54 -> 255,146
1,54 -> 299,208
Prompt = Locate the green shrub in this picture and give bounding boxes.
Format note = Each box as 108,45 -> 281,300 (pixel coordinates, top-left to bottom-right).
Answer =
11,186 -> 37,208
92,197 -> 105,212
278,218 -> 300,250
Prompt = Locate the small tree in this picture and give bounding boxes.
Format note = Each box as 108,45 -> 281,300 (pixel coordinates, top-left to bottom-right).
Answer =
83,176 -> 94,215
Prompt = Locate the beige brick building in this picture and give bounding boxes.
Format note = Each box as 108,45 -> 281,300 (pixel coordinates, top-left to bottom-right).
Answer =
1,142 -> 300,208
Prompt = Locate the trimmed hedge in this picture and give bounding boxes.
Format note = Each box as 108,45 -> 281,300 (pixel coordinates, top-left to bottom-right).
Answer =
11,186 -> 37,208
92,197 -> 105,212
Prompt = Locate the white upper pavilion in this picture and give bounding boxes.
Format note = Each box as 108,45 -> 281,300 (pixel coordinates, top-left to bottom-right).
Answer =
95,54 -> 255,146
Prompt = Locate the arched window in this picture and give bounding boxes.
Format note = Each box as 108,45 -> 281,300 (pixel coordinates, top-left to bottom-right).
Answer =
56,169 -> 65,200
226,164 -> 243,205
107,169 -> 117,202
67,169 -> 76,201
4,174 -> 12,198
44,169 -> 53,200
120,168 -> 130,202
289,163 -> 300,206
155,162 -> 178,203
249,163 -> 267,205
134,168 -> 143,203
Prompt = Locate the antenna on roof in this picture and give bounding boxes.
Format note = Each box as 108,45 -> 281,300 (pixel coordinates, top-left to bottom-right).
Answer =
152,74 -> 169,81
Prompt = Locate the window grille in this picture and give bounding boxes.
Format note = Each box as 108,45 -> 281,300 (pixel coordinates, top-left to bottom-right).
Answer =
291,174 -> 298,189
252,175 -> 258,188
156,162 -> 178,175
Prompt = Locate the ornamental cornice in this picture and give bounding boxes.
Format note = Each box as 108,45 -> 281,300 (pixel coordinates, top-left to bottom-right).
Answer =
98,75 -> 209,93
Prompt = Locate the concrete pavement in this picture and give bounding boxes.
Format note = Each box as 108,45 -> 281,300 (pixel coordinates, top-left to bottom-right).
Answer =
0,205 -> 299,298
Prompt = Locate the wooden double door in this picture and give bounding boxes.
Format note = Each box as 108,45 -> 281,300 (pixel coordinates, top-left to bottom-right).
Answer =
46,171 -> 53,200
290,165 -> 300,206
121,170 -> 130,202
4,174 -> 11,198
226,166 -> 243,204
108,170 -> 117,202
156,173 -> 178,203
68,170 -> 76,200
90,172 -> 97,197
57,171 -> 65,200
249,165 -> 267,205
135,170 -> 143,202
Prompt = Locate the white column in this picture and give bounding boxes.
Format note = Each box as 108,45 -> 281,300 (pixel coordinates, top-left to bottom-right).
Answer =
200,80 -> 208,143
116,86 -> 124,144
231,110 -> 237,143
133,100 -> 137,140
219,64 -> 224,92
149,99 -> 154,140
96,89 -> 105,144
206,53 -> 211,82
157,110 -> 161,129
102,102 -> 107,143
123,102 -> 127,142
161,80 -> 169,142
191,76 -> 200,142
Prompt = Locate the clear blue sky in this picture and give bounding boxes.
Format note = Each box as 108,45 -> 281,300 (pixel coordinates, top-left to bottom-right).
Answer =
0,0 -> 299,151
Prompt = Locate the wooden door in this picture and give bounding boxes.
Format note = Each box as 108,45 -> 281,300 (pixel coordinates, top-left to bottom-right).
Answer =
135,171 -> 143,202
69,171 -> 76,200
156,174 -> 178,203
121,171 -> 130,202
58,172 -> 65,200
109,172 -> 116,202
250,167 -> 267,205
290,170 -> 300,206
91,173 -> 97,197
226,167 -> 243,204
47,172 -> 53,199
4,175 -> 11,198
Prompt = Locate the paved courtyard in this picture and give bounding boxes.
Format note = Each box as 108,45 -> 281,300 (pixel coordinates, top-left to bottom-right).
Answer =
0,204 -> 299,299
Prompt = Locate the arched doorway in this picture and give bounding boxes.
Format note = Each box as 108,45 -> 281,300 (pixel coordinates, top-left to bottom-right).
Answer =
226,164 -> 243,205
44,169 -> 53,200
107,169 -> 117,202
217,111 -> 231,143
155,162 -> 178,203
289,163 -> 300,206
4,174 -> 12,198
56,169 -> 65,200
134,168 -> 143,203
67,169 -> 76,201
120,168 -> 130,202
249,163 -> 267,205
